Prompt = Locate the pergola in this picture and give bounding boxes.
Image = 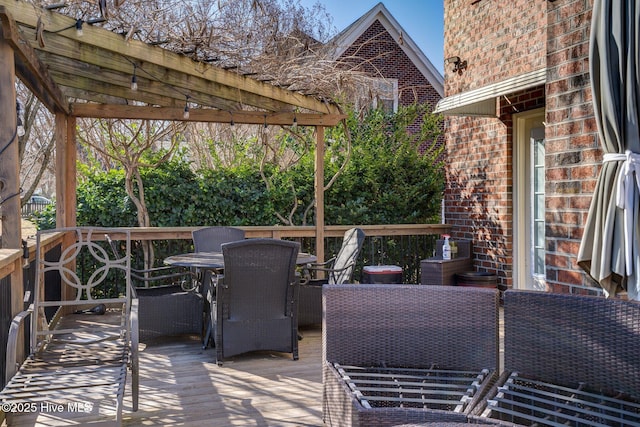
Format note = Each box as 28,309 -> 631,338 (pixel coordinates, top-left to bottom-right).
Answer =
0,1 -> 346,257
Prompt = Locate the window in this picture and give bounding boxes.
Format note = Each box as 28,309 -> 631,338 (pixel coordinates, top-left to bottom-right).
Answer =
531,128 -> 545,278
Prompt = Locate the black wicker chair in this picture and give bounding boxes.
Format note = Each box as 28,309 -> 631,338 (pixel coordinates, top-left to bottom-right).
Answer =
470,290 -> 640,426
298,227 -> 365,326
192,226 -> 245,348
192,226 -> 245,252
106,235 -> 202,342
212,238 -> 300,365
323,284 -> 500,426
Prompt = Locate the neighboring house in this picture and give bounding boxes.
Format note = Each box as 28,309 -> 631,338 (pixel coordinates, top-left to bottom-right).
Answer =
436,0 -> 598,295
329,2 -> 444,135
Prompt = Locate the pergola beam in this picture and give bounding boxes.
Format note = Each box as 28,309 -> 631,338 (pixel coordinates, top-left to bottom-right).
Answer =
70,103 -> 347,126
28,34 -> 281,111
5,1 -> 340,115
0,6 -> 67,114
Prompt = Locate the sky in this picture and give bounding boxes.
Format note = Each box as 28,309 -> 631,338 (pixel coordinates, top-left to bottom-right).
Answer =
296,0 -> 445,75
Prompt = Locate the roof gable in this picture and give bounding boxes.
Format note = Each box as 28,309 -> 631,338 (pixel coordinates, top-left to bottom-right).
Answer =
330,2 -> 443,97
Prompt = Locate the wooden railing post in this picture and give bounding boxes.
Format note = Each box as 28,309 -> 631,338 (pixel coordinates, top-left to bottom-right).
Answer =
0,250 -> 25,372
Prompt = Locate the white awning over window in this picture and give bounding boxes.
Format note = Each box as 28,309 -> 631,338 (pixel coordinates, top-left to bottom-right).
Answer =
434,69 -> 547,116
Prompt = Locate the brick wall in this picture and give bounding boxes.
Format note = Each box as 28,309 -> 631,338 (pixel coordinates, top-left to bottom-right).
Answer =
338,20 -> 442,113
545,0 -> 601,295
444,114 -> 511,289
444,0 -> 546,94
337,19 -> 444,150
444,86 -> 544,291
443,0 -> 601,294
443,0 -> 548,291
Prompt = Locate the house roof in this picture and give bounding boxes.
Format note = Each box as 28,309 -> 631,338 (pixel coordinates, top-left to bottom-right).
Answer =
0,1 -> 344,126
329,2 -> 444,98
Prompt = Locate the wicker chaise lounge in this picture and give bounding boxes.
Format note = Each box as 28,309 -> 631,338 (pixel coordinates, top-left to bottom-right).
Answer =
322,284 -> 500,426
470,290 -> 640,426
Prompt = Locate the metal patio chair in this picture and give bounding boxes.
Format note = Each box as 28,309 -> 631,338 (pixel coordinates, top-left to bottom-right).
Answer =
0,227 -> 139,425
299,227 -> 365,326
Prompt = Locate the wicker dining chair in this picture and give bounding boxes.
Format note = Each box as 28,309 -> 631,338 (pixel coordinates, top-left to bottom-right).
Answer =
192,226 -> 245,252
192,226 -> 245,348
211,238 -> 300,365
106,235 -> 202,342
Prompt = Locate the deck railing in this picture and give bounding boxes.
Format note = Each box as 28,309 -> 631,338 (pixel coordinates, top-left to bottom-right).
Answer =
0,223 -> 450,387
21,199 -> 53,217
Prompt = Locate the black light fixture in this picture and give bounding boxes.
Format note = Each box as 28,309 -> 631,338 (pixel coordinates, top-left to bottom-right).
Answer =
49,16 -> 105,36
16,101 -> 25,137
445,56 -> 468,74
74,19 -> 83,36
130,64 -> 138,91
183,95 -> 190,119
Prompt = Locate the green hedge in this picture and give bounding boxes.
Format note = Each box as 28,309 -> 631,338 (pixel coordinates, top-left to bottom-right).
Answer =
35,105 -> 444,229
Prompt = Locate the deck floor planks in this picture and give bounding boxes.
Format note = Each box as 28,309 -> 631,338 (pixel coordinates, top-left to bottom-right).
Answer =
121,326 -> 324,426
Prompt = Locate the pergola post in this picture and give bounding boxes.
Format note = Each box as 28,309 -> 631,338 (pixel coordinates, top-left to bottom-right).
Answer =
55,112 -> 76,228
1,36 -> 25,359
314,126 -> 325,274
0,37 -> 21,248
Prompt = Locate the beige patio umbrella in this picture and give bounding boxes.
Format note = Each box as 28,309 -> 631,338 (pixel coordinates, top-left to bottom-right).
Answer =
578,0 -> 640,299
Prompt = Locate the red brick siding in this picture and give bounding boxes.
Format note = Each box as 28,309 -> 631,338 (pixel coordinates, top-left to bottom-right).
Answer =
337,19 -> 444,152
444,87 -> 545,291
444,0 -> 546,94
443,0 -> 547,291
545,0 -> 600,296
443,0 -> 602,295
338,20 -> 442,112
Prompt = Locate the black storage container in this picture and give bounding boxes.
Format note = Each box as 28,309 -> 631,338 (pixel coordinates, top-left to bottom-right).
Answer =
455,271 -> 497,288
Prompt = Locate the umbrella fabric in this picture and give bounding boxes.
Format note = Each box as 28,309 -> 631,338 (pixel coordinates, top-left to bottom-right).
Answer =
578,0 -> 640,299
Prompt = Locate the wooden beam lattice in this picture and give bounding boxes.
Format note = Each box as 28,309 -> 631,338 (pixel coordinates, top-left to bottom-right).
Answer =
0,0 -> 341,116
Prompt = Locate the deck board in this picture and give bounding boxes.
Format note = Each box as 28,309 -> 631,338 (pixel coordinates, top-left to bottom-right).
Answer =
2,308 -> 505,426
1,327 -> 323,426
123,326 -> 323,426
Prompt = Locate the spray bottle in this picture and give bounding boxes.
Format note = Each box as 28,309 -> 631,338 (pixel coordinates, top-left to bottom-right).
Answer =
442,234 -> 451,260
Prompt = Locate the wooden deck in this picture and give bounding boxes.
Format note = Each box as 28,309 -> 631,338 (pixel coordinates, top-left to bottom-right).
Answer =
1,327 -> 323,427
2,308 -> 504,426
123,327 -> 324,427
